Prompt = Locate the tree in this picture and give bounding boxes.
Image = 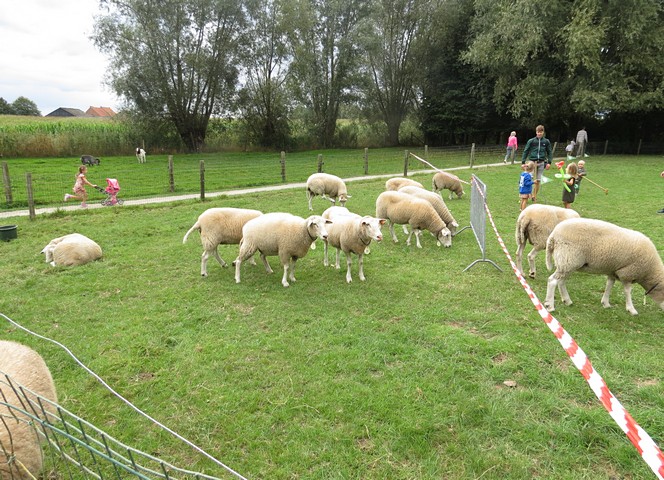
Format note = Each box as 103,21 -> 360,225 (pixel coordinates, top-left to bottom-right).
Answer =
284,0 -> 367,147
358,0 -> 426,146
94,0 -> 246,152
12,96 -> 41,116
0,98 -> 14,115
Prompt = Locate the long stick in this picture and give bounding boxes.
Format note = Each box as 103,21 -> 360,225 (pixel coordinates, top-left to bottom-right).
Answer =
409,153 -> 471,185
583,176 -> 608,194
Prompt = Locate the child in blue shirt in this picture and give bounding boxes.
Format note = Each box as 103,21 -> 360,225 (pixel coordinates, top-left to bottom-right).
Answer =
519,161 -> 535,210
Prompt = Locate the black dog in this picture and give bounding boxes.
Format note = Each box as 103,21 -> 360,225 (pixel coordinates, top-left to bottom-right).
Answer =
81,155 -> 101,166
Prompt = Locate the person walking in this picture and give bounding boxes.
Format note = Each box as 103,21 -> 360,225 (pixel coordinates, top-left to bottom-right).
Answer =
521,125 -> 552,202
575,127 -> 588,157
519,161 -> 535,210
64,165 -> 97,208
504,131 -> 518,163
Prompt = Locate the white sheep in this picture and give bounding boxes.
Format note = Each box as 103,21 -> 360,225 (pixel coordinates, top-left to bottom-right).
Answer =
432,171 -> 465,199
306,173 -> 350,211
398,185 -> 459,237
385,177 -> 424,191
322,206 -> 373,254
135,147 -> 146,163
0,340 -> 58,480
40,233 -> 102,267
323,215 -> 385,283
234,213 -> 331,287
183,207 -> 263,276
375,191 -> 452,248
515,204 -> 580,278
544,218 -> 664,315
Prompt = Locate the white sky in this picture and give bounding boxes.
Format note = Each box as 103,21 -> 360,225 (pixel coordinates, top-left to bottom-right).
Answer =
0,0 -> 120,116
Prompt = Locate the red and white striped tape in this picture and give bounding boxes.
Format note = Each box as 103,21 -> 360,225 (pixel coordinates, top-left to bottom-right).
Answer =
473,177 -> 664,479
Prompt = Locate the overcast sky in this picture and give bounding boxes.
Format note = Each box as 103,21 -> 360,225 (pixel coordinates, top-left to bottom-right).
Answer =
0,0 -> 120,116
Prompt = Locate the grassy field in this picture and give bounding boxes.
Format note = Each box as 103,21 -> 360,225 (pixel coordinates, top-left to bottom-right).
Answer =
0,155 -> 663,479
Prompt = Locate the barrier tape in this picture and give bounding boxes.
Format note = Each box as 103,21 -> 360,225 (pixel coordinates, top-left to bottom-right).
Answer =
471,176 -> 664,479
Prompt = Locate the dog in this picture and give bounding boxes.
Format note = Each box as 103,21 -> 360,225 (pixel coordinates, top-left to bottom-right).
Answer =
136,147 -> 146,163
81,155 -> 100,166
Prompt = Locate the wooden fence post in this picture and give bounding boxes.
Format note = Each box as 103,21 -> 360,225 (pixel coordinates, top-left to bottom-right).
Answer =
280,151 -> 286,182
604,140 -> 608,155
199,160 -> 205,201
26,173 -> 35,220
637,139 -> 642,156
317,154 -> 324,173
2,162 -> 12,206
424,145 -> 428,160
363,148 -> 369,175
470,144 -> 475,168
168,155 -> 175,192
403,150 -> 409,176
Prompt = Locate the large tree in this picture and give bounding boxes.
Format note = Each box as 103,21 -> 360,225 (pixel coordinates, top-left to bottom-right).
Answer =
94,0 -> 246,151
12,97 -> 41,116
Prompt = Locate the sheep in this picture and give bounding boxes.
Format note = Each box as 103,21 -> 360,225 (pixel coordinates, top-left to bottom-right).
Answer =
306,173 -> 350,211
40,233 -> 102,267
544,218 -> 664,315
0,340 -> 58,480
375,191 -> 452,248
322,206 -> 373,254
183,208 -> 263,276
323,215 -> 385,283
80,154 -> 100,166
234,213 -> 332,287
398,185 -> 459,237
135,147 -> 146,163
432,171 -> 464,199
385,177 -> 424,191
515,204 -> 580,278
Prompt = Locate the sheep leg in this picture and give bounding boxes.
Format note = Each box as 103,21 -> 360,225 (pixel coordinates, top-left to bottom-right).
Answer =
289,259 -> 297,283
323,240 -> 330,267
544,272 -> 561,311
557,279 -> 572,306
307,191 -> 314,211
234,244 -> 257,283
526,247 -> 540,278
515,243 -> 524,276
281,264 -> 290,287
335,248 -> 341,270
357,253 -> 366,282
600,276 -> 616,309
621,281 -> 638,315
389,222 -> 399,243
345,252 -> 354,283
212,248 -> 228,268
260,253 -> 273,274
402,225 -> 409,235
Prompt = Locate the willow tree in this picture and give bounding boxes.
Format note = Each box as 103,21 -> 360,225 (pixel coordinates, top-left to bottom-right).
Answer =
94,0 -> 246,152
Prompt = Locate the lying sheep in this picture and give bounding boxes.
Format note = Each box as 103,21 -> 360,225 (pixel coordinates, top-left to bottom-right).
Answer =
398,185 -> 459,237
323,215 -> 385,283
306,173 -> 350,211
544,218 -> 664,315
183,208 -> 263,276
0,340 -> 58,480
515,204 -> 580,278
385,177 -> 424,191
40,233 -> 102,267
234,213 -> 331,287
432,171 -> 464,199
375,191 -> 452,248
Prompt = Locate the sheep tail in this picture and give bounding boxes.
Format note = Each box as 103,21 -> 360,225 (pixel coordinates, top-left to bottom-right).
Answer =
182,221 -> 200,244
515,217 -> 528,247
545,235 -> 555,271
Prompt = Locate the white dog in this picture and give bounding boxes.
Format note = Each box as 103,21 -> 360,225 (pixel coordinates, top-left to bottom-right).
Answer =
136,147 -> 146,163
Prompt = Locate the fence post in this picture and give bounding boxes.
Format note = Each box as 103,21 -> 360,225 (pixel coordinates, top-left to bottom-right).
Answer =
280,151 -> 286,182
168,155 -> 175,192
26,173 -> 35,220
603,140 -> 608,155
403,150 -> 409,176
199,160 -> 205,201
552,141 -> 558,157
424,145 -> 428,160
363,148 -> 369,175
2,161 -> 12,206
637,139 -> 642,156
470,144 -> 475,168
317,154 -> 324,173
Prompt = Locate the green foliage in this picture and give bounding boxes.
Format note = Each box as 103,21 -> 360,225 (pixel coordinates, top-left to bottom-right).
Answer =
1,155 -> 663,478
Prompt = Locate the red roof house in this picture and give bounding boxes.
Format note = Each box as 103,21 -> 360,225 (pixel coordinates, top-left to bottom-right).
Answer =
86,106 -> 116,117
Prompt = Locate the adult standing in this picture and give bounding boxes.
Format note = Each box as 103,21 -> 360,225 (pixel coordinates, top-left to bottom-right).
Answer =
575,127 -> 588,157
521,125 -> 552,202
504,131 -> 518,163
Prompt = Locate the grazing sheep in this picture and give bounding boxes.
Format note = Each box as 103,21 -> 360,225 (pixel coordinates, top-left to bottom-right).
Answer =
306,173 -> 350,211
135,147 -> 146,163
322,206 -> 372,254
40,233 -> 102,267
544,218 -> 664,315
234,213 -> 331,287
80,154 -> 100,166
432,171 -> 464,199
515,204 -> 580,278
385,177 -> 424,191
183,208 -> 263,276
323,215 -> 385,283
0,340 -> 58,480
375,191 -> 452,248
398,185 -> 459,237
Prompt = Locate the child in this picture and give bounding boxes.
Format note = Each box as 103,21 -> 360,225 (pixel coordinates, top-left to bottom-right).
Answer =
562,162 -> 578,209
64,165 -> 97,208
565,140 -> 576,160
504,131 -> 518,163
519,161 -> 535,210
576,160 -> 586,194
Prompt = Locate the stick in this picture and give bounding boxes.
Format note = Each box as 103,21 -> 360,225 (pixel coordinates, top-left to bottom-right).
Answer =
408,153 -> 471,185
583,176 -> 608,194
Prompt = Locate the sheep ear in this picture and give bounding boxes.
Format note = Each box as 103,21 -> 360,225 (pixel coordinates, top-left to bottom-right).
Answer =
346,194 -> 352,198
379,219 -> 386,225
325,219 -> 333,224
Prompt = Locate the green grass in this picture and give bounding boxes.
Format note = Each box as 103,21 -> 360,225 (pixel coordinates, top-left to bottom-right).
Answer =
0,155 -> 663,479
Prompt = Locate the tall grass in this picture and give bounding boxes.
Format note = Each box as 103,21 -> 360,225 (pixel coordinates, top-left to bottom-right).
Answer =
0,155 -> 663,478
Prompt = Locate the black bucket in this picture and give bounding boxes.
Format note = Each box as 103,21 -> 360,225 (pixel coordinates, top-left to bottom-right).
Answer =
0,225 -> 17,242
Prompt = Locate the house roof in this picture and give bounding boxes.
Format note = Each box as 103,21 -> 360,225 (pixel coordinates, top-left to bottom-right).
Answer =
45,107 -> 89,117
86,106 -> 116,117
